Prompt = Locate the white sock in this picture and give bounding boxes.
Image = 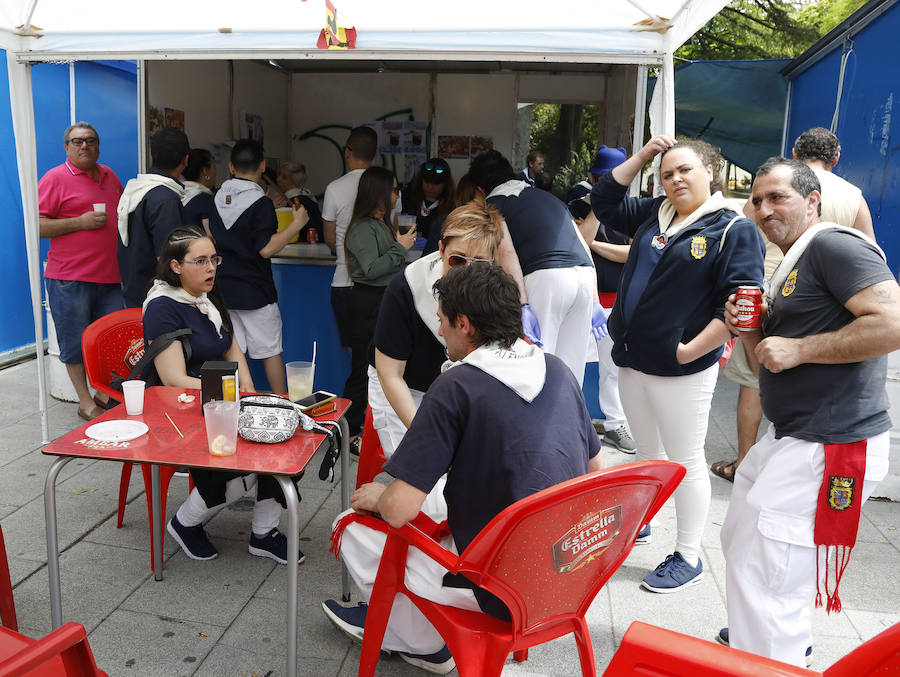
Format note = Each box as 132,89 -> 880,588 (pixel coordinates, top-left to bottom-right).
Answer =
251,498 -> 281,537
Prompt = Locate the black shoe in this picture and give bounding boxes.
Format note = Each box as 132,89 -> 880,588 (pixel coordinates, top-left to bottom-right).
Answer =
248,528 -> 305,565
399,646 -> 456,674
322,600 -> 368,643
717,627 -> 812,666
167,515 -> 218,560
349,436 -> 361,457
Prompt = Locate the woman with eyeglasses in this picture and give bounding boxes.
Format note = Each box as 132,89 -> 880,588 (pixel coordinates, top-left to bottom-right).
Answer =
402,158 -> 455,255
142,226 -> 306,565
342,167 -> 418,438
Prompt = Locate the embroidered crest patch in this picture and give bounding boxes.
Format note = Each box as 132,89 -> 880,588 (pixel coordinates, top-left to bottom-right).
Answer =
690,236 -> 707,260
225,194 -> 232,205
828,475 -> 855,511
782,268 -> 798,296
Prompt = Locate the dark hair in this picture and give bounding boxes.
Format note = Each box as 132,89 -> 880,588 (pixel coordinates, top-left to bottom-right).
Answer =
231,139 -> 265,174
408,158 -> 455,218
182,149 -> 213,182
534,171 -> 553,191
345,167 -> 397,263
793,127 -> 840,165
755,157 -> 822,216
155,226 -> 233,334
469,150 -> 516,194
150,127 -> 190,171
432,264 -> 522,350
660,139 -> 725,193
64,122 -> 98,145
526,150 -> 544,166
346,125 -> 378,163
454,173 -> 477,207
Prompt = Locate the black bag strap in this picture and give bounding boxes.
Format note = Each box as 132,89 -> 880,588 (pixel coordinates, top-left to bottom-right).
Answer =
110,328 -> 193,384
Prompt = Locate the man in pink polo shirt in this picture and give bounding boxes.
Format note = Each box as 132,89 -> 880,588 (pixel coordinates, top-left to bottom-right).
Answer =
39,122 -> 124,420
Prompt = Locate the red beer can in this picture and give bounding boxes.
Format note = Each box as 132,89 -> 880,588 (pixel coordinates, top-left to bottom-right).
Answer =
307,228 -> 319,244
735,286 -> 762,330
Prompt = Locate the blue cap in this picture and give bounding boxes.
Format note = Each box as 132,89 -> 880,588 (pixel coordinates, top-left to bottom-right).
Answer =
589,145 -> 627,175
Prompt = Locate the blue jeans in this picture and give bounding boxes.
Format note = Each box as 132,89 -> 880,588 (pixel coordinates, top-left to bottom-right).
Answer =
45,278 -> 124,363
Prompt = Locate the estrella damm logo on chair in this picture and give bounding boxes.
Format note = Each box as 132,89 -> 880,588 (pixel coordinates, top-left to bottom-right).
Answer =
690,236 -> 707,260
551,506 -> 621,574
782,269 -> 798,297
124,338 -> 145,368
828,476 -> 855,511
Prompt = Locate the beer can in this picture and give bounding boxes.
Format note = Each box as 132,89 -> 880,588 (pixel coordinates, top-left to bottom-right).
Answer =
735,286 -> 762,330
307,228 -> 318,244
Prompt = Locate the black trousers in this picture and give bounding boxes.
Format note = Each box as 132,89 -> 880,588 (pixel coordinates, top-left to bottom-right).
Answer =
342,283 -> 386,435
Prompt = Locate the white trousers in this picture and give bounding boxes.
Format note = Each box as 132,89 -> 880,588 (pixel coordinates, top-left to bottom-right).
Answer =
366,365 -> 425,457
524,266 -> 595,387
335,511 -> 481,654
618,364 -> 718,565
721,426 -> 889,666
595,332 -> 626,430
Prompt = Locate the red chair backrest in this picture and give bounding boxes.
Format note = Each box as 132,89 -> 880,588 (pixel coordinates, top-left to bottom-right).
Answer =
825,620 -> 900,676
81,308 -> 144,401
455,461 -> 683,636
356,406 -> 388,489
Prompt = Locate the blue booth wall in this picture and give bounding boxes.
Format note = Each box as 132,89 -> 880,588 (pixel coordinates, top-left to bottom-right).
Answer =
783,2 -> 899,275
0,57 -> 138,357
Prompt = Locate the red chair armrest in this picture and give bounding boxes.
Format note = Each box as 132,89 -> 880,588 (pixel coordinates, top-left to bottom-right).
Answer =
0,622 -> 100,676
394,520 -> 460,572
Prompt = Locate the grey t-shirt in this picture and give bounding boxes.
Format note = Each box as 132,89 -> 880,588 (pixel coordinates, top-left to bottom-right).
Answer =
760,229 -> 893,443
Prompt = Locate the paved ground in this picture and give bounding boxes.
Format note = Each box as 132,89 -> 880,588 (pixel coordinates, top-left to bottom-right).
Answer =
0,358 -> 897,676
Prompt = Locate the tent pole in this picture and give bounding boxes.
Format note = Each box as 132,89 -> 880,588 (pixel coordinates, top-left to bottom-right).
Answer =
7,53 -> 49,443
137,60 -> 147,172
68,62 -> 75,124
630,65 -> 648,196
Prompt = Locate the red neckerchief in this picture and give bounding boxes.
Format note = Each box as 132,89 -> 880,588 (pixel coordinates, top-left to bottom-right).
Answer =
814,440 -> 867,613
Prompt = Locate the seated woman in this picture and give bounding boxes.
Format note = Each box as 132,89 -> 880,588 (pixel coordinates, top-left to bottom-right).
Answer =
143,226 -> 303,565
342,167 -> 417,438
181,149 -> 216,234
402,158 -> 455,255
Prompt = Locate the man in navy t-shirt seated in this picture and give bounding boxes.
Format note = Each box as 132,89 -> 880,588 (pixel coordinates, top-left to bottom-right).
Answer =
322,263 -> 602,675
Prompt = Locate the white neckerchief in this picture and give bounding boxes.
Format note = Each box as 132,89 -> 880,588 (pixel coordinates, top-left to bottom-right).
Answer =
442,339 -> 546,402
142,280 -> 224,338
420,200 -> 440,217
654,191 -> 734,244
488,179 -> 529,199
117,173 -> 184,245
403,251 -> 445,346
181,180 -> 213,206
215,178 -> 265,230
767,222 -> 886,306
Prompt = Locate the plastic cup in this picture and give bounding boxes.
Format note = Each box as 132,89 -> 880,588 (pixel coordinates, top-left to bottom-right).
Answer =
92,202 -> 106,213
397,214 -> 416,235
121,380 -> 145,415
204,400 -> 239,456
286,361 -> 315,402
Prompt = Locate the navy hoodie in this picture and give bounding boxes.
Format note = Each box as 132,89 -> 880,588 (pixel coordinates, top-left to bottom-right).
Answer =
591,171 -> 764,377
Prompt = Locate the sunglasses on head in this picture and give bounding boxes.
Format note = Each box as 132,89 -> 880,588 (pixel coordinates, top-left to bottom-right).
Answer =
423,162 -> 446,175
447,254 -> 491,268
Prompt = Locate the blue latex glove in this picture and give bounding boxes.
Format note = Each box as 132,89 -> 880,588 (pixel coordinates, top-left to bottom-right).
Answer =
591,300 -> 609,340
521,304 -> 543,347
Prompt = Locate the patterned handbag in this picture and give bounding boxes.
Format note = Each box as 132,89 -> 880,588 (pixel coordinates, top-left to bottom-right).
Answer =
238,394 -> 300,443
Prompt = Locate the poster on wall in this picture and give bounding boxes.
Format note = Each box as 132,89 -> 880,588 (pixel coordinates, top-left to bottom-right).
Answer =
239,111 -> 265,146
164,107 -> 185,130
403,154 -> 428,184
469,135 -> 494,158
148,105 -> 164,135
437,135 -> 470,159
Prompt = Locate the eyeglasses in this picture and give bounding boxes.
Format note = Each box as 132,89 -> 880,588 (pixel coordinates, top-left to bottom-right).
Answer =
181,255 -> 223,268
447,254 -> 491,268
392,186 -> 401,194
68,137 -> 99,147
423,162 -> 446,175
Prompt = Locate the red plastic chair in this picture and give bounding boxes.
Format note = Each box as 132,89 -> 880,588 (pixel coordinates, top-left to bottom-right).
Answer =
602,620 -> 900,677
355,406 -> 387,489
0,526 -> 17,631
0,622 -> 107,676
81,309 -> 188,571
358,460 -> 685,676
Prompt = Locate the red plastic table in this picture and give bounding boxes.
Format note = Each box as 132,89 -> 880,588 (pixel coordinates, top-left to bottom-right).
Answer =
42,386 -> 350,677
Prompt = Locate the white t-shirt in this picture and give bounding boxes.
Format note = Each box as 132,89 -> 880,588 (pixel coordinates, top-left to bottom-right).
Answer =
322,168 -> 365,287
812,168 -> 862,228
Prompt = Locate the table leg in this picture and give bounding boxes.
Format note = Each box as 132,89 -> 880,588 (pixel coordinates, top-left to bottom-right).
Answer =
276,475 -> 300,677
151,464 -> 164,581
339,416 -> 351,602
43,456 -> 73,629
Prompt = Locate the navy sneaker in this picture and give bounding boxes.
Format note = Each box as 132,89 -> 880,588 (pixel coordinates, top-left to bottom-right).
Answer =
167,515 -> 218,561
322,600 -> 368,643
717,627 -> 812,666
248,528 -> 305,565
399,645 -> 456,675
641,552 -> 703,593
635,524 -> 651,545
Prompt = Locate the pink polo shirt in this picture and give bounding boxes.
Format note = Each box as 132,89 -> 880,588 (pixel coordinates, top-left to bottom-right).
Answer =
39,159 -> 124,283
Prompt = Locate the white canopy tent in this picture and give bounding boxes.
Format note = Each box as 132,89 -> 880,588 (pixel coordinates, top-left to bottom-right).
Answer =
1,0 -> 728,443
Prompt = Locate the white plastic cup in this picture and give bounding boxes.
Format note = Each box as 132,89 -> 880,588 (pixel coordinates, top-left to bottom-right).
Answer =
397,214 -> 416,234
121,379 -> 145,415
92,202 -> 106,213
286,361 -> 315,402
204,400 -> 239,456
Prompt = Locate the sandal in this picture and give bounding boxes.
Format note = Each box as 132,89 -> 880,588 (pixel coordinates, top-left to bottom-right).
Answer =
710,460 -> 737,483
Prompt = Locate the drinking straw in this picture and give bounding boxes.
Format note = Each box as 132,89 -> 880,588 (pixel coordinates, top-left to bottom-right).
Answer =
312,340 -> 317,368
165,412 -> 184,439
